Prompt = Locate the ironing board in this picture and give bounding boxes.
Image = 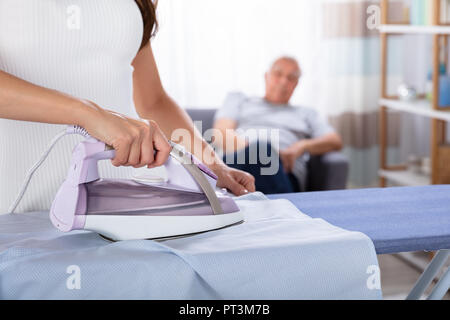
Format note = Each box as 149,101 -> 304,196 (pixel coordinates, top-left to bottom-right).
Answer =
268,184 -> 450,300
1,185 -> 449,299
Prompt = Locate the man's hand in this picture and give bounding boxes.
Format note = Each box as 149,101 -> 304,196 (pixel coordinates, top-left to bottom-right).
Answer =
279,141 -> 306,173
211,163 -> 256,196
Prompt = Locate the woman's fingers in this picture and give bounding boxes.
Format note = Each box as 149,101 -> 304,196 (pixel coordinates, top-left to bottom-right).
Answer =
92,108 -> 171,169
147,120 -> 171,168
118,118 -> 170,168
127,129 -> 143,167
235,170 -> 256,193
138,124 -> 155,167
215,166 -> 256,196
111,134 -> 132,167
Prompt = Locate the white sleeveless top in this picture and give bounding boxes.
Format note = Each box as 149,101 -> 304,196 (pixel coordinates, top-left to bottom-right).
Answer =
0,0 -> 144,213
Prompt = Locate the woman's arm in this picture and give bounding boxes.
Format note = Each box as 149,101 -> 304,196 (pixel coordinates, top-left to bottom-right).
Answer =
0,70 -> 171,168
131,43 -> 255,195
131,43 -> 219,167
0,70 -> 92,125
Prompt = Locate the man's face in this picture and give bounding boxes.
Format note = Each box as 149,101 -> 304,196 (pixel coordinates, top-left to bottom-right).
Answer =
264,59 -> 301,105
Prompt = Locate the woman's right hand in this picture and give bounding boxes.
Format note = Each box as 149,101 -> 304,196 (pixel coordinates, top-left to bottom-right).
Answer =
79,100 -> 172,168
0,70 -> 169,168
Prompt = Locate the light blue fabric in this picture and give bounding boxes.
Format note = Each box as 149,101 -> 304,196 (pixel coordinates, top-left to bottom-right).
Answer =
0,192 -> 381,300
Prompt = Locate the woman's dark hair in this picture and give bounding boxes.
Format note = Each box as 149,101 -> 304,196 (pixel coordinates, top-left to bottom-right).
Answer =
135,0 -> 158,50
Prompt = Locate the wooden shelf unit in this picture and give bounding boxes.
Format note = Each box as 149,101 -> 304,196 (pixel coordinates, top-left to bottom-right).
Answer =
378,24 -> 450,34
378,169 -> 430,186
379,0 -> 450,187
379,98 -> 450,121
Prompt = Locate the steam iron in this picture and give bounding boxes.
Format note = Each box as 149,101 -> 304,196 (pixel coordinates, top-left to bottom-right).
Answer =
49,137 -> 243,241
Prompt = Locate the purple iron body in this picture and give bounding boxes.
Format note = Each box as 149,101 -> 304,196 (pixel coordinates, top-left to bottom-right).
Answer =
50,137 -> 243,241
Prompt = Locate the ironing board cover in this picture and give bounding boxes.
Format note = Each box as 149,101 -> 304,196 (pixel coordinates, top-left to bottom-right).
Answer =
269,185 -> 450,254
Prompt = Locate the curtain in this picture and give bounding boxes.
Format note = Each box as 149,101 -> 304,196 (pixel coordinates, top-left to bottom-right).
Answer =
318,0 -> 396,187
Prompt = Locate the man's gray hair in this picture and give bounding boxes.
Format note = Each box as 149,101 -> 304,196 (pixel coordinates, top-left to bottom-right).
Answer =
269,56 -> 302,77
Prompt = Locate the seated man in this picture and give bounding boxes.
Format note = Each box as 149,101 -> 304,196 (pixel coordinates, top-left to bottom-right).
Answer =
213,56 -> 343,194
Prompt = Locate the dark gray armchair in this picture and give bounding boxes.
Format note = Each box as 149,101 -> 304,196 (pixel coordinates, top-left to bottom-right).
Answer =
186,108 -> 348,191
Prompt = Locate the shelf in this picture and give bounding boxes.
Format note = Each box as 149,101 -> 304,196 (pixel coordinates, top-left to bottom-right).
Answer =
378,169 -> 430,186
379,2 -> 447,189
379,98 -> 450,121
378,24 -> 450,34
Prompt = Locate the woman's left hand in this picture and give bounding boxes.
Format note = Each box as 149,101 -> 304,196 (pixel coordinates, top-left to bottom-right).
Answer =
212,164 -> 256,196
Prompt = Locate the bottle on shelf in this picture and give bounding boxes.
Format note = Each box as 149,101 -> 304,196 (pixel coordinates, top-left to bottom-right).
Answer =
426,63 -> 450,107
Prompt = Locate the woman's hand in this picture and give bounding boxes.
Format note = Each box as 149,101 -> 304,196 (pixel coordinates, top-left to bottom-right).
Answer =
80,100 -> 172,168
211,163 -> 256,196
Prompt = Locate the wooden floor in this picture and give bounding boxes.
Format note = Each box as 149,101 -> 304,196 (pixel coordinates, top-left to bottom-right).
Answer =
379,252 -> 450,300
